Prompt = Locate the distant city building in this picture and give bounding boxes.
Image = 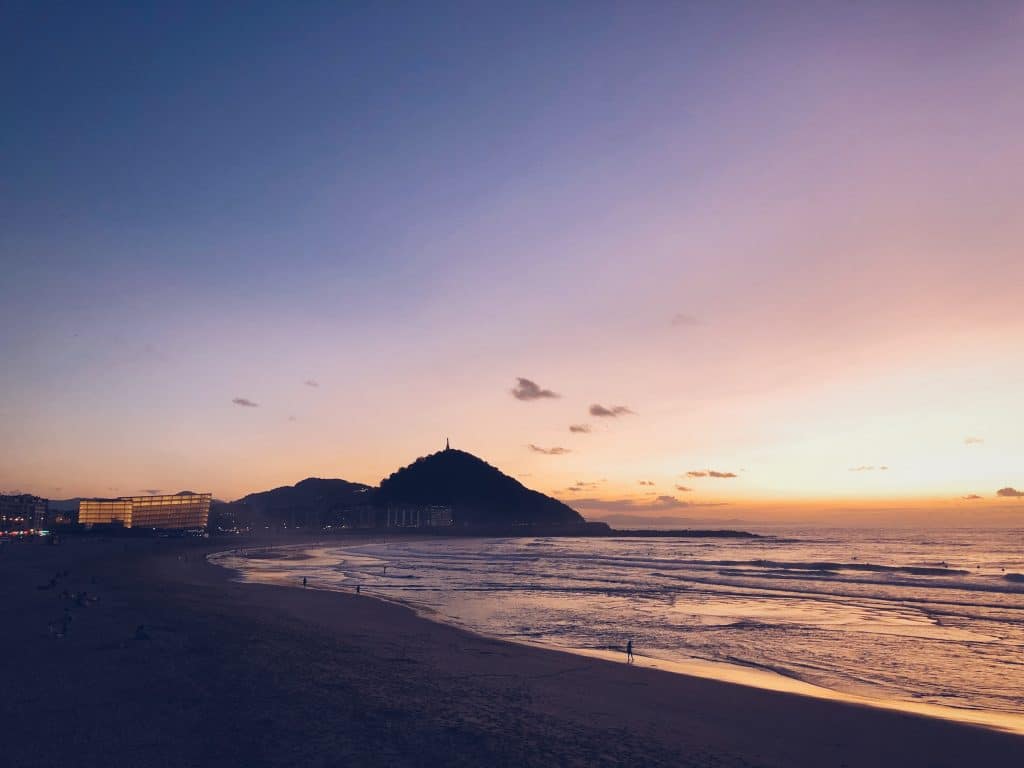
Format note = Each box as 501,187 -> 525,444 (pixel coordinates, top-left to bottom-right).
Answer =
0,494 -> 49,534
48,508 -> 77,527
78,493 -> 211,530
385,504 -> 453,528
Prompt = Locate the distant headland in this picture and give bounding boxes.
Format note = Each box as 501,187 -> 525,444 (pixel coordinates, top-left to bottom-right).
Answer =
211,445 -> 758,539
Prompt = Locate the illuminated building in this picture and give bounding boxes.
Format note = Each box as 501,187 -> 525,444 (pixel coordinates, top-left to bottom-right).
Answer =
0,494 -> 49,534
78,493 -> 211,530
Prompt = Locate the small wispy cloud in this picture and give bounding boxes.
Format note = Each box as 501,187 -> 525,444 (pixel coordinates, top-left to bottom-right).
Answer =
141,489 -> 162,495
961,494 -> 983,501
638,480 -> 655,486
566,480 -> 600,492
232,397 -> 259,408
304,379 -> 319,388
288,416 -> 297,422
590,404 -> 634,418
849,465 -> 888,472
964,436 -> 984,445
529,444 -> 570,455
671,313 -> 699,327
686,470 -> 737,479
996,487 -> 1023,498
512,377 -> 560,401
675,485 -> 693,492
569,424 -> 592,434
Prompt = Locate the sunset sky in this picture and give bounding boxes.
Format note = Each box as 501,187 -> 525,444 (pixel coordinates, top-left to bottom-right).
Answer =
2,2 -> 1023,523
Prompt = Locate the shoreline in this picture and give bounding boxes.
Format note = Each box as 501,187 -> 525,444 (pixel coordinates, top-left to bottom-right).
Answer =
4,536 -> 1022,767
213,539 -> 1024,737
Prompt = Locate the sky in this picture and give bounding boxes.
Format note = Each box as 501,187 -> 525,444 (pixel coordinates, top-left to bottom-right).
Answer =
2,2 -> 1023,524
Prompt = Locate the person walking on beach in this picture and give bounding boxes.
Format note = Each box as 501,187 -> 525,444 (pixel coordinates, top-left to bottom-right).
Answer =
302,576 -> 307,587
626,639 -> 634,664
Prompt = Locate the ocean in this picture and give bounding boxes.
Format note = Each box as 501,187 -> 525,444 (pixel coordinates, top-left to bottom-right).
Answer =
210,527 -> 1024,731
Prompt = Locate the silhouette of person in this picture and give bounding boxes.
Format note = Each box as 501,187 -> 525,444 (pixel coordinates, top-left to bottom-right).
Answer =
356,585 -> 361,594
626,639 -> 634,663
302,577 -> 307,587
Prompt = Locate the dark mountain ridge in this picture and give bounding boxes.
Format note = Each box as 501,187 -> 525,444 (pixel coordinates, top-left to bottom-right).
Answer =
214,477 -> 372,529
213,449 -> 582,530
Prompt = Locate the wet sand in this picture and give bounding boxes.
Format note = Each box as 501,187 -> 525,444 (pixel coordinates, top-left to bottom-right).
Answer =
2,536 -> 1021,767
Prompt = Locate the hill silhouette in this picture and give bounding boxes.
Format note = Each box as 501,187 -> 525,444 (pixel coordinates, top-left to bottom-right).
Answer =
375,448 -> 583,526
214,477 -> 372,530
209,449 -> 585,531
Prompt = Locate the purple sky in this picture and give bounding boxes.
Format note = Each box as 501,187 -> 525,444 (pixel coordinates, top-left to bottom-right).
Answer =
2,2 -> 1023,521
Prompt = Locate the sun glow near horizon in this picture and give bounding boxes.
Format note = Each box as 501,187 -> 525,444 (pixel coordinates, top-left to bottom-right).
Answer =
2,3 -> 1022,523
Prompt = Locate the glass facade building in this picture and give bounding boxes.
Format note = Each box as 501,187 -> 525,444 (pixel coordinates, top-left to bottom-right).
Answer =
79,493 -> 211,530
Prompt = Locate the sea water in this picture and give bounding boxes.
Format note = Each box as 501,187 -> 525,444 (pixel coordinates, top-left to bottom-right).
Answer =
210,528 -> 1024,728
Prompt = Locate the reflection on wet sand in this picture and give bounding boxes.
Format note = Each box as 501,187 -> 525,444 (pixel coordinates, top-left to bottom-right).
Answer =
212,527 -> 1024,734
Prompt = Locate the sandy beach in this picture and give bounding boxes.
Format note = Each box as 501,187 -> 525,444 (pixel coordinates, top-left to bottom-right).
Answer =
3,535 -> 1021,767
